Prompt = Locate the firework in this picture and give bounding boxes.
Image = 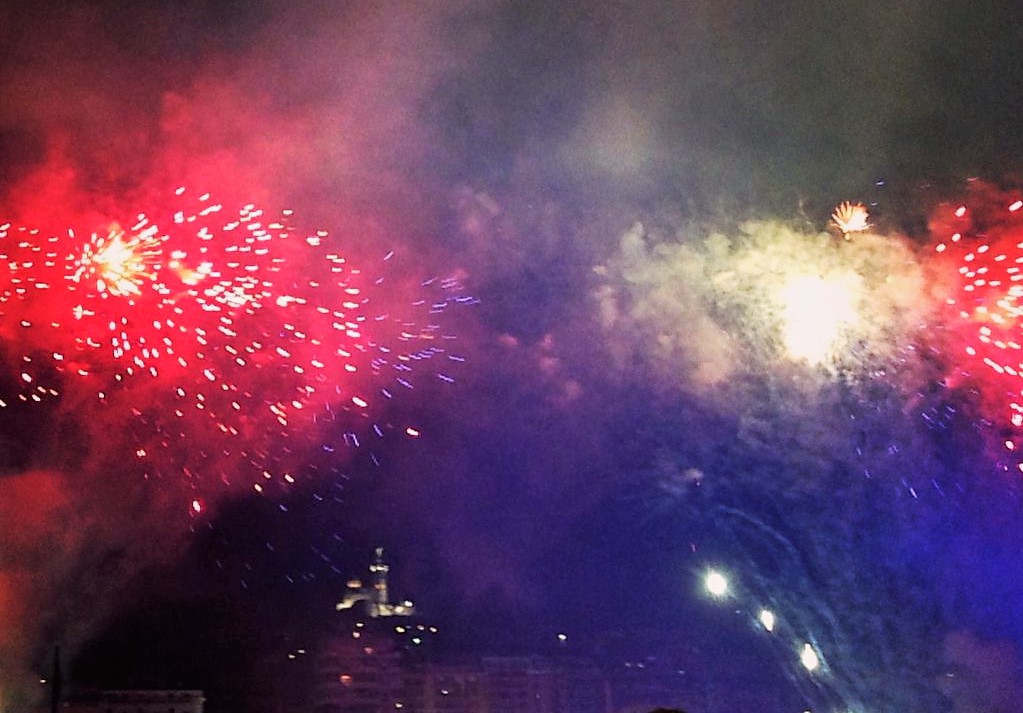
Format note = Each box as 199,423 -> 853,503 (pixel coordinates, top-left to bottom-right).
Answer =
776,273 -> 862,364
931,193 -> 1023,470
830,201 -> 871,238
596,217 -> 930,394
0,188 -> 471,511
71,221 -> 163,297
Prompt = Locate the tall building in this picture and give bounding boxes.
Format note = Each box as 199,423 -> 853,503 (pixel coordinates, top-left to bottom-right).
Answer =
313,631 -> 404,713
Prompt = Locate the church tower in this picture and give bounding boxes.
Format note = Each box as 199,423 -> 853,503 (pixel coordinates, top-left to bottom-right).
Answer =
369,546 -> 390,609
336,548 -> 415,617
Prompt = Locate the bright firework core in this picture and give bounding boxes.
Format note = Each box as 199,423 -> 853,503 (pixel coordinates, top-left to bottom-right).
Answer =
778,273 -> 862,364
72,222 -> 162,297
704,569 -> 730,598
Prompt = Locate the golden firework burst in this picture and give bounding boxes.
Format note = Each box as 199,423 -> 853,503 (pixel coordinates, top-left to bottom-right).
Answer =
830,201 -> 870,238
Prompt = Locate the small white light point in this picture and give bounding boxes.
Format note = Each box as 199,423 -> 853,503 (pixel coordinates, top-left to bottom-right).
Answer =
758,609 -> 776,632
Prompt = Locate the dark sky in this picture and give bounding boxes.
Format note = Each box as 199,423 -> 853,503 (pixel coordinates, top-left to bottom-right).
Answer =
2,1 -> 1023,711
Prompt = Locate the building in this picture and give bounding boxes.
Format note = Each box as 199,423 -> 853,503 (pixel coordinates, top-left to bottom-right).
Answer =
481,656 -> 611,713
64,690 -> 205,713
309,647 -> 612,713
304,550 -> 615,713
336,548 -> 416,619
401,664 -> 488,713
313,631 -> 404,713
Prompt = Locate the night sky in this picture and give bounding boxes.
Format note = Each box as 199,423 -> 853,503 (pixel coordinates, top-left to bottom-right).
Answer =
3,1 -> 1023,711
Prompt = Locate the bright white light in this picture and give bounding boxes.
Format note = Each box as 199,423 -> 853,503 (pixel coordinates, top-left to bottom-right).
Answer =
778,274 -> 861,364
800,643 -> 821,672
758,609 -> 776,632
704,569 -> 729,598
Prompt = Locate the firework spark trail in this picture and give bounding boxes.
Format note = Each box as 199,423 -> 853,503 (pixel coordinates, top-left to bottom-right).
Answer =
705,505 -> 866,712
930,191 -> 1023,473
0,188 -> 471,511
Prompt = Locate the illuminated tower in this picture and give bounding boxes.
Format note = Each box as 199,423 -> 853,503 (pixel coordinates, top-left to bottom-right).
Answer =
369,547 -> 389,610
336,548 -> 415,618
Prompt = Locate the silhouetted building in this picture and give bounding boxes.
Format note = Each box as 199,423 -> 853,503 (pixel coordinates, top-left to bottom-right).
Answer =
481,656 -> 611,713
402,664 -> 488,713
313,630 -> 404,713
64,690 -> 205,713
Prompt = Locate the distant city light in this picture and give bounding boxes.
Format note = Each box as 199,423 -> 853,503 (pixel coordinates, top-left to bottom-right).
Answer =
800,643 -> 821,672
758,609 -> 776,632
557,632 -> 568,643
704,569 -> 730,598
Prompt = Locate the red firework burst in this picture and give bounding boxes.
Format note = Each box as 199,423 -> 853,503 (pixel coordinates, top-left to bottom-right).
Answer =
931,189 -> 1023,470
0,188 -> 470,509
